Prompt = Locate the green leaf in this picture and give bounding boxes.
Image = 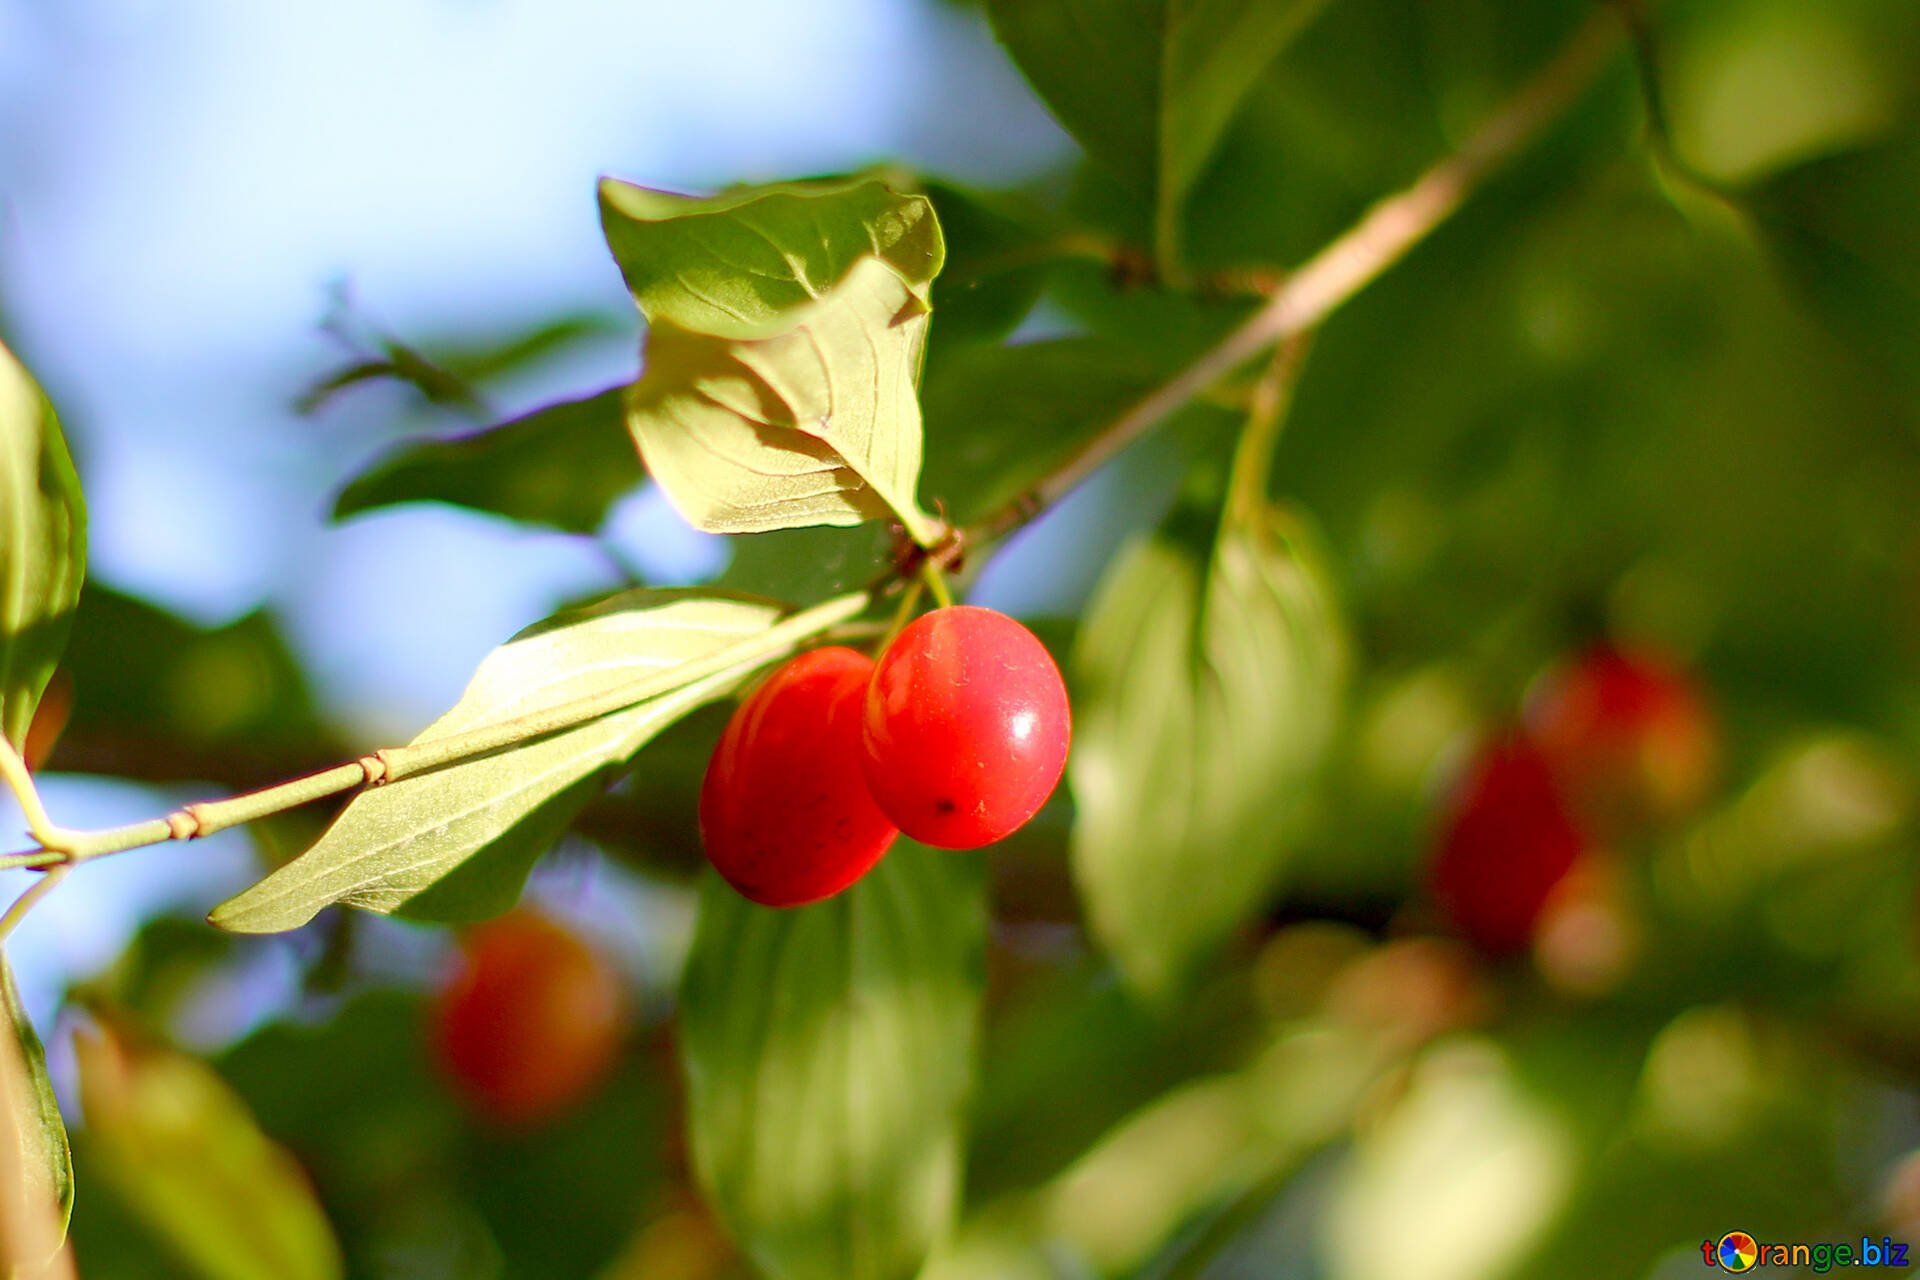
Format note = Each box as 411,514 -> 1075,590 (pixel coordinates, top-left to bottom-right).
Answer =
986,0 -> 1325,268
920,180 -> 1059,344
598,177 -> 942,331
680,849 -> 985,1280
1070,505 -> 1347,997
919,337 -> 1177,525
74,1020 -> 344,1280
210,590 -> 865,934
628,256 -> 940,540
1749,133 -> 1920,389
0,340 -> 86,751
0,952 -> 72,1246
332,386 -> 641,534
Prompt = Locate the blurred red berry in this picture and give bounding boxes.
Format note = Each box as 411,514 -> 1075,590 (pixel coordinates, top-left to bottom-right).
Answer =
700,646 -> 898,906
1527,644 -> 1717,829
1428,738 -> 1587,956
432,911 -> 625,1127
860,606 -> 1070,849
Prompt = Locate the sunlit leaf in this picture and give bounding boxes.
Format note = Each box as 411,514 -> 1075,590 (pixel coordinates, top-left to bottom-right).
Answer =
210,590 -> 865,934
628,256 -> 940,540
74,1020 -> 343,1280
0,340 -> 86,751
681,849 -> 985,1280
332,386 -> 641,533
598,177 -> 941,331
0,952 -> 72,1254
986,0 -> 1326,268
1071,505 -> 1347,997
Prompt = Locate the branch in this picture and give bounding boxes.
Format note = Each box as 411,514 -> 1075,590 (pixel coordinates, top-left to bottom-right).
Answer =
972,5 -> 1623,541
0,593 -> 867,873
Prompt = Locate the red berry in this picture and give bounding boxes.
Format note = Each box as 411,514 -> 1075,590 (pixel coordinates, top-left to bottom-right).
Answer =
431,911 -> 625,1127
860,606 -> 1070,849
700,646 -> 899,907
1526,644 -> 1717,828
1428,738 -> 1586,956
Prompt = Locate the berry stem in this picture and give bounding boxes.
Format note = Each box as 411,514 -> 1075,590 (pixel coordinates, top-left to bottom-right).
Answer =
1223,336 -> 1311,528
919,561 -> 955,610
882,578 -> 927,649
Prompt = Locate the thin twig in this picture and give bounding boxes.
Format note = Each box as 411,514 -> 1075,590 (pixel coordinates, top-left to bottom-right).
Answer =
971,6 -> 1623,542
0,866 -> 66,944
0,593 -> 868,869
919,562 -> 955,610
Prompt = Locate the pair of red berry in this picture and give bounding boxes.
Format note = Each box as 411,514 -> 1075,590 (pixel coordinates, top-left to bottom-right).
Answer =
1428,644 -> 1717,956
700,605 -> 1071,907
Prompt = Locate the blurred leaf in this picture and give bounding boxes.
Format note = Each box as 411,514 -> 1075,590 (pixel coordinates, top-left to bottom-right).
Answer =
0,952 -> 72,1259
333,385 -> 641,534
218,991 -> 460,1275
0,339 -> 86,752
598,177 -> 941,331
966,958 -> 1264,1200
1071,505 -> 1347,997
223,987 -> 670,1280
1179,0 -> 1608,272
296,349 -> 477,418
52,584 -> 333,783
429,313 -> 625,384
986,0 -> 1325,269
457,1053 -> 669,1279
300,312 -> 625,417
920,336 -> 1174,525
210,590 -> 864,933
629,256 -> 940,540
920,181 -> 1059,344
1749,132 -> 1920,389
74,1020 -> 344,1280
680,849 -> 985,1280
716,522 -> 891,600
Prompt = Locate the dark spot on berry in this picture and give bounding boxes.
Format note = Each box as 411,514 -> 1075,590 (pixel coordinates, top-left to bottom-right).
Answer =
934,798 -> 957,815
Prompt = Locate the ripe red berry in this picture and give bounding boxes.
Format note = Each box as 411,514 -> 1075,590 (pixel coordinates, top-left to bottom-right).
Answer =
431,911 -> 625,1127
700,646 -> 899,907
1526,644 -> 1717,828
1428,738 -> 1586,956
860,605 -> 1070,849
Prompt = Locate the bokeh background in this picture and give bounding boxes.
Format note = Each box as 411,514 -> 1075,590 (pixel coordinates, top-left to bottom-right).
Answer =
4,0 -> 1920,1276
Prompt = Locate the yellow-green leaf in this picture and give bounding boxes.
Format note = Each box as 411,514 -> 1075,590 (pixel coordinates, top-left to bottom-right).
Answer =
210,590 -> 865,934
0,952 -> 72,1268
1070,505 -> 1348,997
628,256 -> 940,541
75,1020 -> 343,1280
0,341 -> 86,751
598,177 -> 942,331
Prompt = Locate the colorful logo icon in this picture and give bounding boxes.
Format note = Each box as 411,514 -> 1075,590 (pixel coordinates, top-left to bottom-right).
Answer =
1716,1232 -> 1759,1272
